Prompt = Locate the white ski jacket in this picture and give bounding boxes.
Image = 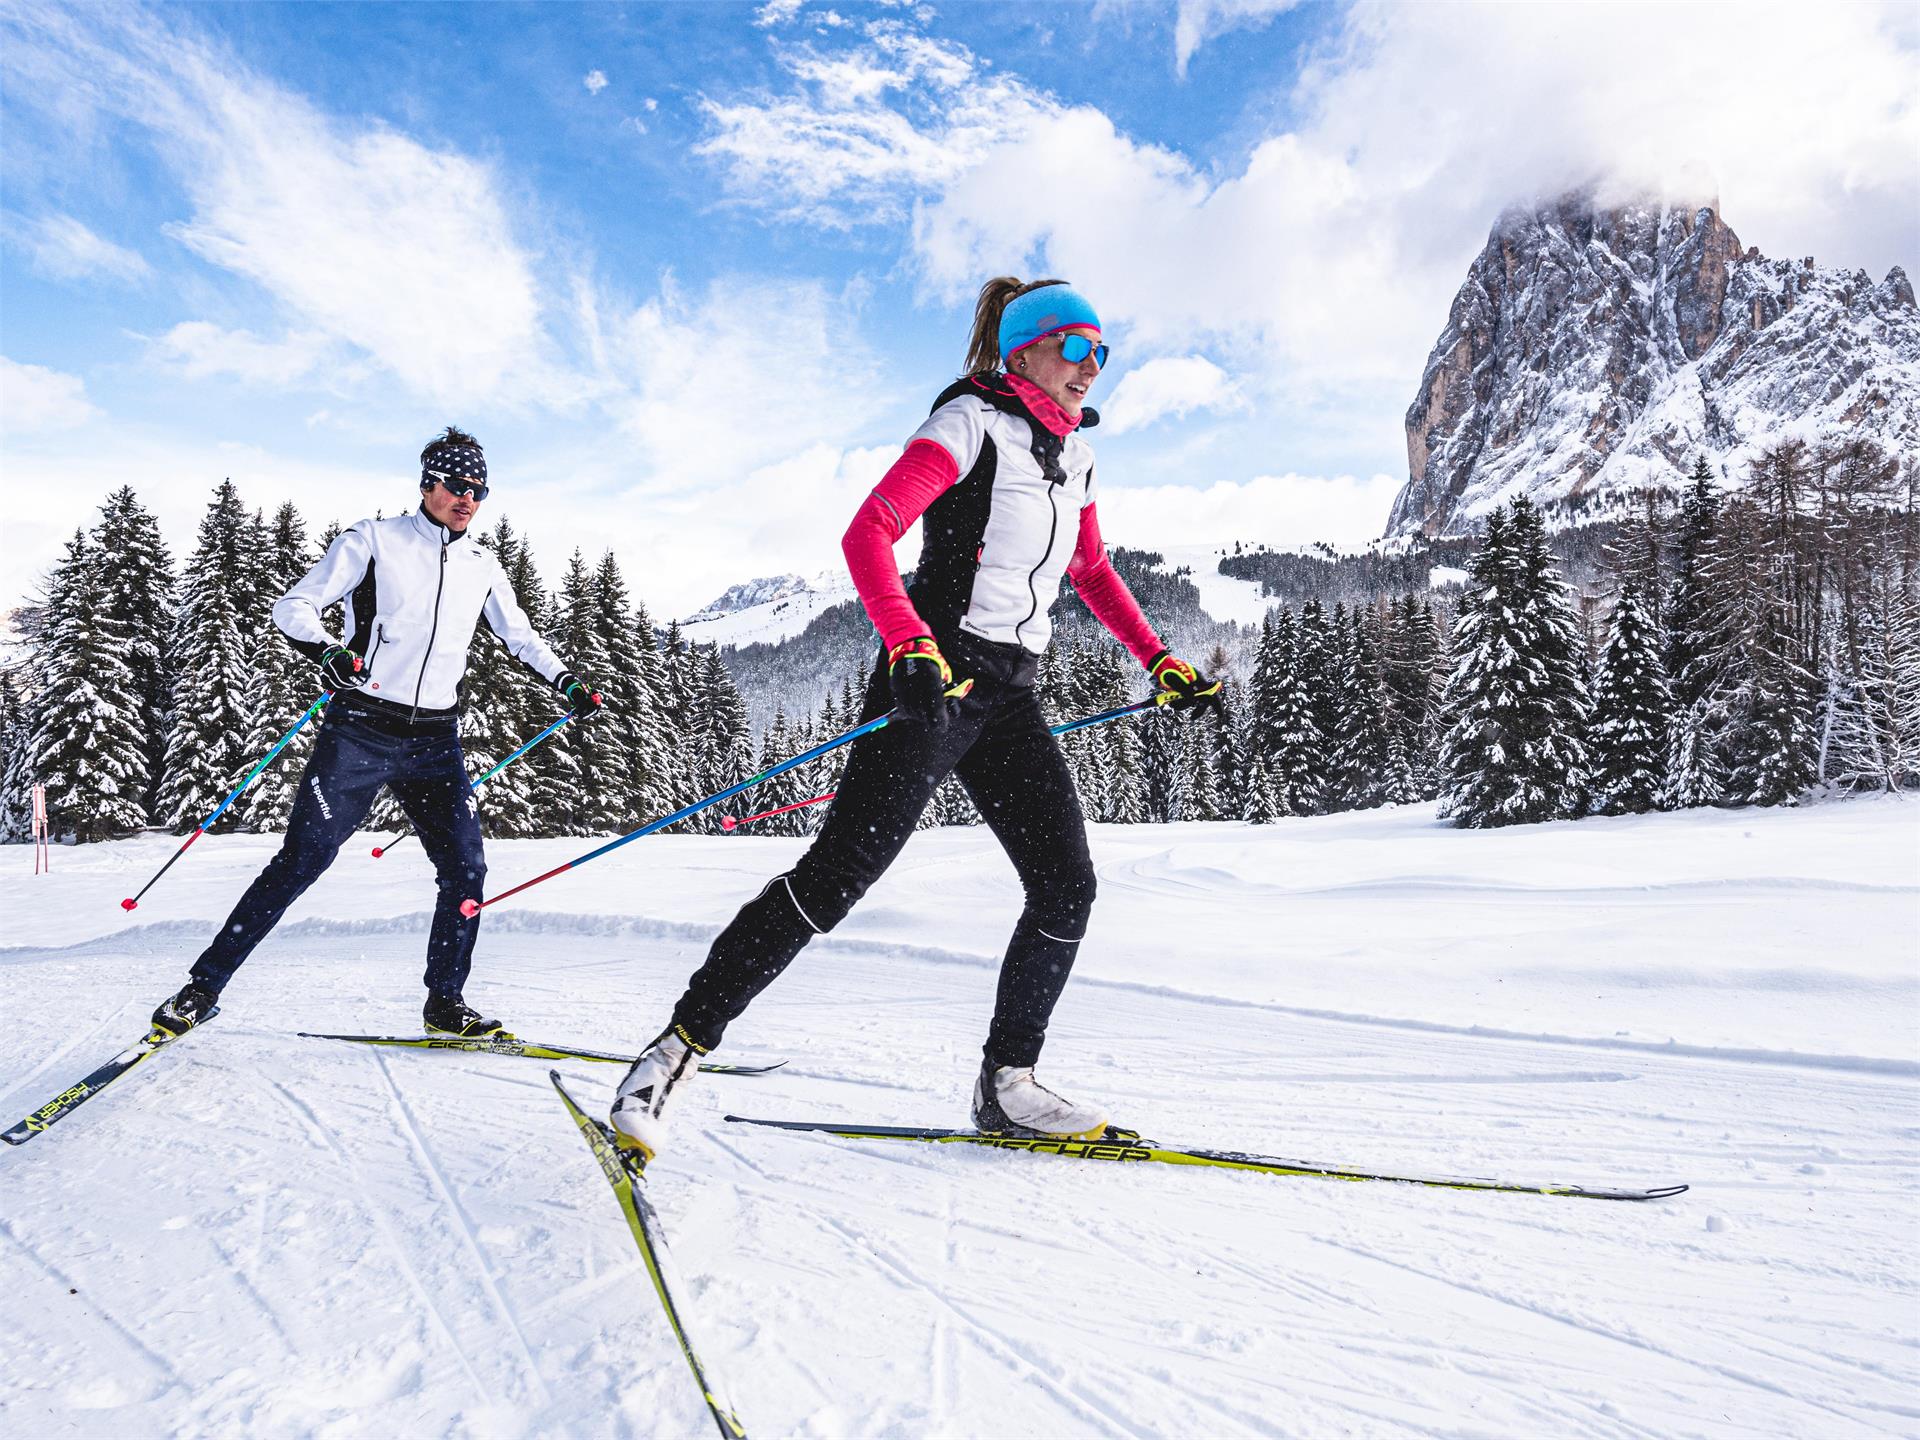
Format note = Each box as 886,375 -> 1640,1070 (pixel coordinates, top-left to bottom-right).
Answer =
273,510 -> 566,714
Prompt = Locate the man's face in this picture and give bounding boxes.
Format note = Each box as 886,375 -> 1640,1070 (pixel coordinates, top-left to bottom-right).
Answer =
421,475 -> 484,533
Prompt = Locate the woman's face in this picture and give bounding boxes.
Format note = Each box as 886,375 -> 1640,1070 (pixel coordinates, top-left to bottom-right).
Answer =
1014,324 -> 1104,417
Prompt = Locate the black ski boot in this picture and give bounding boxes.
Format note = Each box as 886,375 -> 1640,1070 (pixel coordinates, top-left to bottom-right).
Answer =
422,993 -> 504,1038
152,982 -> 220,1038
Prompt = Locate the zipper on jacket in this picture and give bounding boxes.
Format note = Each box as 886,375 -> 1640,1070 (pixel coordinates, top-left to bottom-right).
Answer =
1014,479 -> 1062,649
412,535 -> 449,720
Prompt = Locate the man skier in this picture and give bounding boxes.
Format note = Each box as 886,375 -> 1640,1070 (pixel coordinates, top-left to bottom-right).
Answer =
149,428 -> 600,1038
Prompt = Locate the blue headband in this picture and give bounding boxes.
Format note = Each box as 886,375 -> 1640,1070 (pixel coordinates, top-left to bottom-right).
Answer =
999,283 -> 1101,363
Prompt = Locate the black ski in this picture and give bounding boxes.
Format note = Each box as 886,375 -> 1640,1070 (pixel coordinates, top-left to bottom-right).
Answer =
723,1115 -> 1688,1202
552,1072 -> 748,1438
5,1011 -> 219,1146
297,1031 -> 783,1075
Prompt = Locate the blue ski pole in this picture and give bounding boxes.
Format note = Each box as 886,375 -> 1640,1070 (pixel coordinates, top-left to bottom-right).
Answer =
121,692 -> 333,911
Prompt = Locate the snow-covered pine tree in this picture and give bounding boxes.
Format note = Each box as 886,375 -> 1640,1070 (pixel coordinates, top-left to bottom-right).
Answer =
1589,581 -> 1673,814
241,502 -> 315,830
16,530 -> 148,841
497,534 -> 567,836
1742,605 -> 1818,806
593,552 -> 675,829
688,645 -> 753,834
1885,586 -> 1920,790
460,517 -> 536,837
90,486 -> 176,820
1666,458 -> 1722,712
1418,598 -> 1452,797
1263,610 -> 1324,817
0,667 -> 28,840
1183,714 -> 1223,820
1139,694 -> 1188,822
545,550 -> 617,834
1662,698 -> 1726,809
159,481 -> 261,833
1437,498 -> 1592,828
1296,599 -> 1337,797
1327,603 -> 1389,811
1240,751 -> 1281,823
656,620 -> 697,812
753,710 -> 807,835
1678,496 -> 1819,807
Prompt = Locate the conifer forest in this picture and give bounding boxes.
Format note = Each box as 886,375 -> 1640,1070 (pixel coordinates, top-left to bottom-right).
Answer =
4,433 -> 1915,845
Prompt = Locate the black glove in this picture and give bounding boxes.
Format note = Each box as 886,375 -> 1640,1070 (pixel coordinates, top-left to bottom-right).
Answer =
1148,649 -> 1224,714
888,637 -> 959,730
555,671 -> 602,720
319,645 -> 364,692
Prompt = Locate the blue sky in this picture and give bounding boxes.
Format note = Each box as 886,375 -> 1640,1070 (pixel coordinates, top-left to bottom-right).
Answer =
3,0 -> 1914,617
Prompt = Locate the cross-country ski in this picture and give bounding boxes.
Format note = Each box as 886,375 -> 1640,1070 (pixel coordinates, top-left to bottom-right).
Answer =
3,1011 -> 218,1146
552,1072 -> 750,1438
722,1115 -> 1689,1202
298,1030 -> 786,1074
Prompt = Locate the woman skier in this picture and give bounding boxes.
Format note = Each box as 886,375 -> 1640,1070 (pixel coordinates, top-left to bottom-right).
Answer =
612,278 -> 1220,1157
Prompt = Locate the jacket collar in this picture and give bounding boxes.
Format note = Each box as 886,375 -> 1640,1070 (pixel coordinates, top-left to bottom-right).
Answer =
408,506 -> 473,548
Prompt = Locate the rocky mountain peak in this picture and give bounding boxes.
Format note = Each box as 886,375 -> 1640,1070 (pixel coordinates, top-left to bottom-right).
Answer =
1388,191 -> 1920,538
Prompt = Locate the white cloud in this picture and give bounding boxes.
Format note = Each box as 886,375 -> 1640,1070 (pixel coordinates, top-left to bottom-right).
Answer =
147,322 -> 336,386
1173,0 -> 1304,77
644,96 -> 659,112
1101,355 -> 1245,435
599,274 -> 887,484
0,355 -> 102,434
7,7 -> 558,409
584,69 -> 608,94
1098,471 -> 1407,552
9,212 -> 151,283
755,0 -> 804,27
697,23 -> 1049,225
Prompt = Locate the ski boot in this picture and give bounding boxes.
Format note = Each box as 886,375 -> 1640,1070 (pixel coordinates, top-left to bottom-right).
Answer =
610,1025 -> 706,1161
422,993 -> 505,1038
972,1058 -> 1109,1140
151,982 -> 220,1038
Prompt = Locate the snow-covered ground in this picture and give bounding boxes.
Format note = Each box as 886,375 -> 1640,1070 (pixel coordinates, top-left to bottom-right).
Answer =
1150,545 -> 1274,628
2,798 -> 1916,1437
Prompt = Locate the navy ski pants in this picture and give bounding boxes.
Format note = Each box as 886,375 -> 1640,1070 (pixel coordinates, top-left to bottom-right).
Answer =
190,697 -> 486,998
672,634 -> 1097,1067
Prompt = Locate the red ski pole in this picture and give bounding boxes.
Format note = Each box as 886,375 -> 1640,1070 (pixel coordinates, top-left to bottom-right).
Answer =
722,791 -> 837,831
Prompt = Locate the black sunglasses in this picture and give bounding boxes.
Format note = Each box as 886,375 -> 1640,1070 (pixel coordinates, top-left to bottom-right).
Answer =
423,469 -> 490,502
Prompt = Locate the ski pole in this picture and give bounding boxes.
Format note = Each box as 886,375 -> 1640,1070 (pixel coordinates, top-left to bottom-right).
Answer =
722,792 -> 836,830
463,681 -> 973,917
716,694 -> 1177,830
121,692 -> 334,912
372,710 -> 581,857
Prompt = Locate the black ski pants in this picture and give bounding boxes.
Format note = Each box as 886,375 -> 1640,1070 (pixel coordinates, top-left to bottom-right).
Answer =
190,696 -> 486,999
672,635 -> 1096,1067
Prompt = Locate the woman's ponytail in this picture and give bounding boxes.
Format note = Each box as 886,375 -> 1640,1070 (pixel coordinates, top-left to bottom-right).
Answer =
962,275 -> 1067,376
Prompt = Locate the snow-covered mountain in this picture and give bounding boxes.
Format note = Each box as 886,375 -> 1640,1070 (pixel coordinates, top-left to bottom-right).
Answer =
1389,193 -> 1920,537
680,569 -> 855,648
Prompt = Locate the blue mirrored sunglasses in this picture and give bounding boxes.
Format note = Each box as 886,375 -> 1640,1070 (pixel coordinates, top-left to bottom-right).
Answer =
423,470 -> 490,502
1055,334 -> 1109,368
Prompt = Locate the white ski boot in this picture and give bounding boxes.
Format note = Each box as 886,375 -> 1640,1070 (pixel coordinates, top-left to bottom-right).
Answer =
609,1026 -> 705,1160
971,1058 -> 1109,1139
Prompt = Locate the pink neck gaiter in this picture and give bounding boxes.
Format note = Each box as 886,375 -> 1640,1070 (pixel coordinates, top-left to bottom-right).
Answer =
1005,372 -> 1082,437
